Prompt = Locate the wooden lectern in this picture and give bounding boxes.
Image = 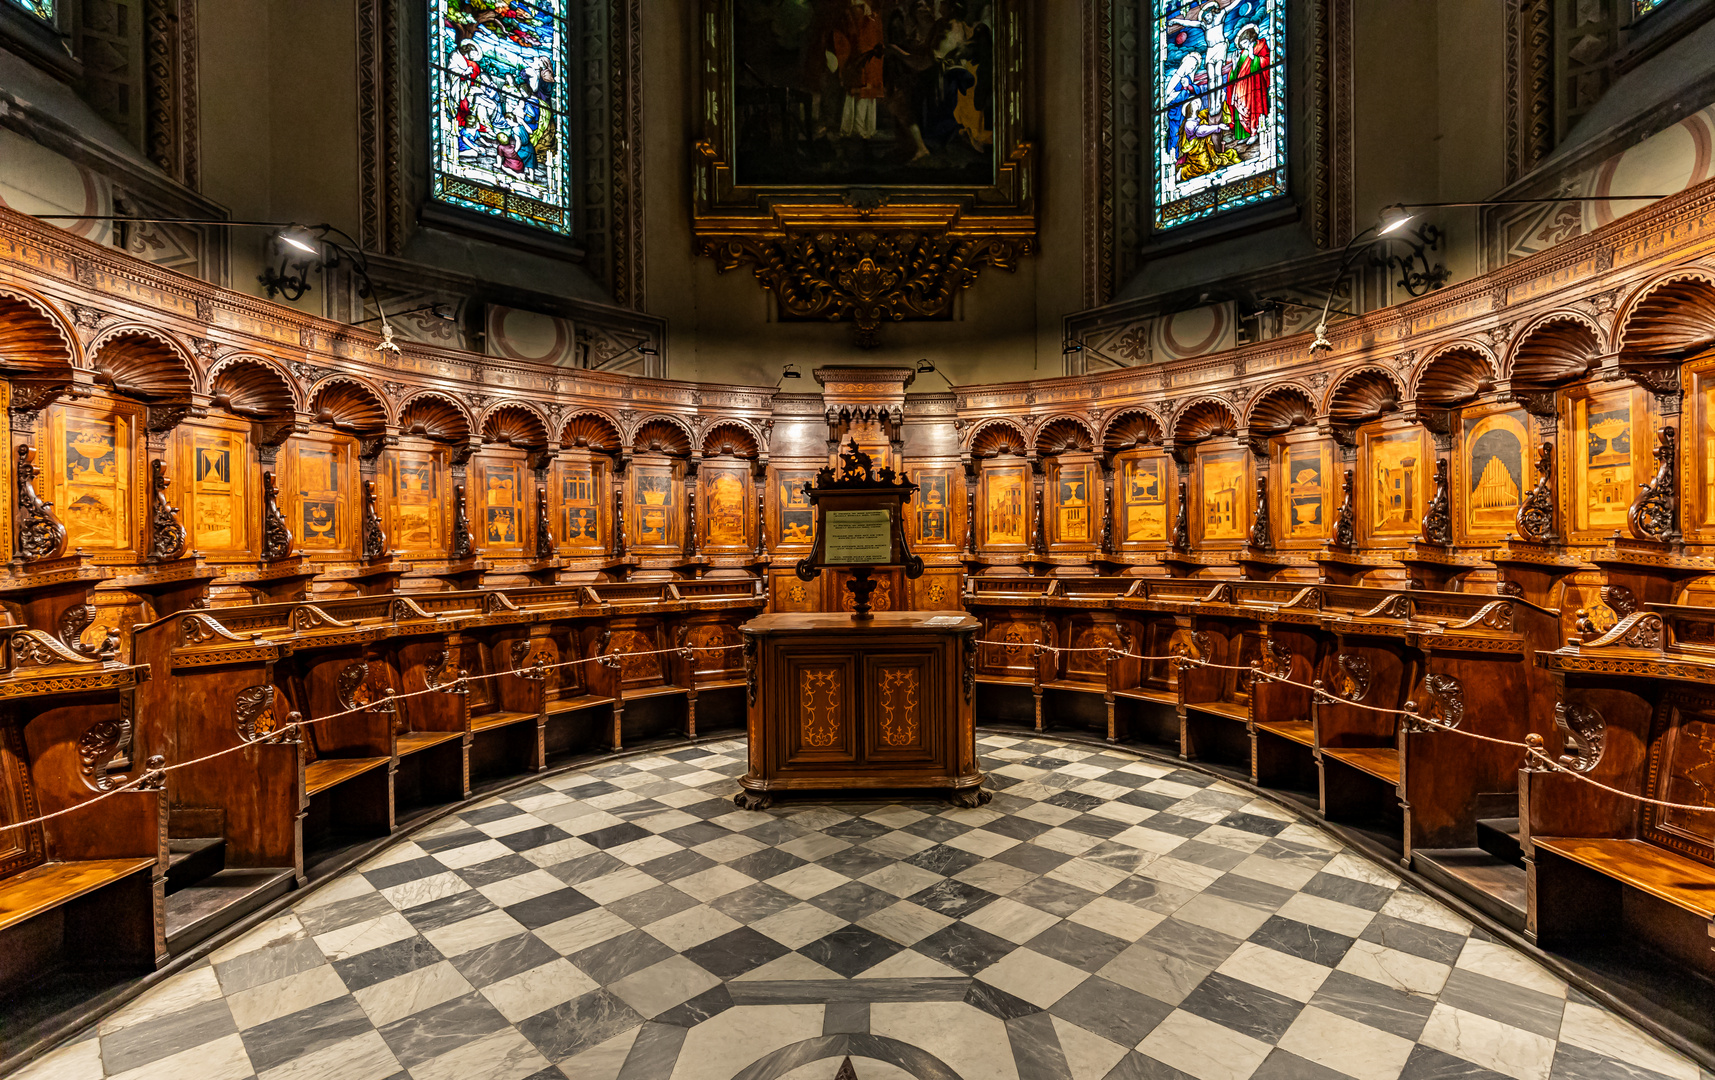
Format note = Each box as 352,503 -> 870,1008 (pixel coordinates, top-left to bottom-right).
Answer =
735,441 -> 988,809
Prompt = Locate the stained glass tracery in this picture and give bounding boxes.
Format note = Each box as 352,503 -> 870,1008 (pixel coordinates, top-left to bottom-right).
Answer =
1152,0 -> 1286,232
1634,0 -> 1674,16
431,0 -> 572,236
7,0 -> 55,21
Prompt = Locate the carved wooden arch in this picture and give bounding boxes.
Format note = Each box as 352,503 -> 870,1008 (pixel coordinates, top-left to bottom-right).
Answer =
1324,365 -> 1404,423
398,390 -> 472,443
630,413 -> 694,456
1507,310 -> 1604,386
309,375 -> 390,435
559,409 -> 623,453
967,417 -> 1030,457
1412,342 -> 1498,407
0,283 -> 79,377
206,354 -> 300,419
1245,384 -> 1317,433
1099,408 -> 1165,451
1171,397 -> 1239,443
1033,414 -> 1096,456
701,420 -> 761,458
87,325 -> 197,402
480,401 -> 550,448
1614,265 -> 1715,361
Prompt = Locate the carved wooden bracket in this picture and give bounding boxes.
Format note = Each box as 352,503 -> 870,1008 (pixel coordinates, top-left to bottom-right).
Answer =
535,484 -> 553,560
1421,458 -> 1452,547
1628,425 -> 1678,542
361,479 -> 387,561
1170,481 -> 1190,552
1249,477 -> 1273,551
1330,468 -> 1356,550
260,470 -> 293,562
1515,441 -> 1556,542
148,458 -> 188,560
15,444 -> 67,562
451,483 -> 476,561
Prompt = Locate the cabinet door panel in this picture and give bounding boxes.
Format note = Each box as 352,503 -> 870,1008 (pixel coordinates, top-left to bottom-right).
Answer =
780,653 -> 859,766
862,653 -> 940,765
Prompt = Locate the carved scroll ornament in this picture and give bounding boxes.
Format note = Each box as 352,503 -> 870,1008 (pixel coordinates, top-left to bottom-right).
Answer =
1331,468 -> 1356,549
743,634 -> 758,706
78,706 -> 133,791
1405,673 -> 1464,733
260,471 -> 292,562
16,444 -> 67,562
1330,653 -> 1372,702
236,685 -> 284,741
1170,481 -> 1190,551
1554,699 -> 1605,772
361,479 -> 387,561
1515,441 -> 1555,542
1628,425 -> 1677,541
148,458 -> 188,560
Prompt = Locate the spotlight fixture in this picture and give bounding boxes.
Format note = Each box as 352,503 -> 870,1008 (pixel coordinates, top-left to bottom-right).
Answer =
915,359 -> 935,374
593,338 -> 660,371
279,231 -> 319,254
781,364 -> 802,379
1061,339 -> 1129,371
1377,205 -> 1415,235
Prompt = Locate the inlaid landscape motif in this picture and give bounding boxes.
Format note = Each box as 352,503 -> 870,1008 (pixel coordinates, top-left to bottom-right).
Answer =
917,472 -> 949,543
297,447 -> 341,549
485,465 -> 521,545
1286,445 -> 1324,539
60,414 -> 127,549
394,456 -> 440,552
1056,465 -> 1091,542
1124,457 -> 1166,542
1369,429 -> 1422,537
192,431 -> 241,551
1464,411 -> 1527,538
779,472 -> 816,546
562,465 -> 600,546
985,465 -> 1028,544
1201,454 -> 1244,541
705,467 -> 747,545
1575,394 -> 1633,532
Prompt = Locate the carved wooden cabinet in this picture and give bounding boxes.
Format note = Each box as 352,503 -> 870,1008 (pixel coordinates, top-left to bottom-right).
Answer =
736,612 -> 987,808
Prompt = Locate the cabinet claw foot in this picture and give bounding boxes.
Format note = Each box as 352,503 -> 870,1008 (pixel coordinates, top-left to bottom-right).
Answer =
950,787 -> 992,809
733,790 -> 772,811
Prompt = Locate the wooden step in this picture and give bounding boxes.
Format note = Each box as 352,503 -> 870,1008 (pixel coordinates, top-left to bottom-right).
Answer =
1475,816 -> 1524,868
304,756 -> 389,796
165,868 -> 295,954
1322,746 -> 1402,785
1413,848 -> 1528,931
0,860 -> 157,933
166,837 -> 225,895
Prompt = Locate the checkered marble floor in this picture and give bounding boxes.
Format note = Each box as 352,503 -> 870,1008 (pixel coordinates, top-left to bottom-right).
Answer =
16,735 -> 1713,1080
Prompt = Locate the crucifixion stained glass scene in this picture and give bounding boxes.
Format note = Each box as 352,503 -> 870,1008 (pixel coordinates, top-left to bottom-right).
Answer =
1152,0 -> 1285,231
431,0 -> 572,234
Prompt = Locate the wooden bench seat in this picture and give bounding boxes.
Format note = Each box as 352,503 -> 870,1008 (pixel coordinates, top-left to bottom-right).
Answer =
545,696 -> 616,715
304,756 -> 390,796
1255,719 -> 1315,746
1113,686 -> 1177,706
696,678 -> 747,691
1532,837 -> 1715,920
620,685 -> 690,701
976,674 -> 1035,687
1043,679 -> 1104,693
470,710 -> 538,733
1321,746 -> 1401,785
395,731 -> 463,756
1186,700 -> 1248,722
0,859 -> 157,932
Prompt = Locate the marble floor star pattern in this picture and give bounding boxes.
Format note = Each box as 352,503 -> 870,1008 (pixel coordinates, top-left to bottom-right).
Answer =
14,735 -> 1713,1080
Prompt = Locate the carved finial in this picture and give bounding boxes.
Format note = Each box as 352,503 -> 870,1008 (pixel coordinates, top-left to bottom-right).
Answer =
535,484 -> 554,560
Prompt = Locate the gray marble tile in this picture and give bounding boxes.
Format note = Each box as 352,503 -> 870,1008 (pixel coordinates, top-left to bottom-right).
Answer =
447,932 -> 562,989
1358,913 -> 1468,966
402,889 -> 499,932
810,880 -> 901,922
614,1021 -> 686,1079
1436,967 -> 1565,1040
1008,877 -> 1098,917
363,856 -> 447,891
1170,840 -> 1250,871
1177,971 -> 1306,1044
994,841 -> 1076,876
1249,915 -> 1354,967
1100,1050 -> 1198,1079
823,1001 -> 870,1034
240,994 -> 372,1073
568,928 -> 676,985
637,848 -> 719,884
332,934 -> 447,992
682,927 -> 790,979
417,827 -> 490,854
1251,1048 -> 1355,1079
1306,969 -> 1436,1042
454,854 -> 539,888
375,990 -> 511,1068
1547,1042 -> 1689,1080
726,978 -> 970,1005
1141,918 -> 1243,969
99,998 -> 236,1073
708,881 -> 802,923
966,978 -> 1042,1021
546,850 -> 629,886
1049,975 -> 1174,1048
1301,871 -> 1393,911
517,990 -> 647,1062
607,883 -> 701,928
912,921 -> 1017,975
1203,871 -> 1297,911
1028,920 -> 1130,971
654,984 -> 735,1028
215,938 -> 327,995
1399,1043 -> 1515,1079
1007,1010 -> 1073,1079
297,892 -> 396,937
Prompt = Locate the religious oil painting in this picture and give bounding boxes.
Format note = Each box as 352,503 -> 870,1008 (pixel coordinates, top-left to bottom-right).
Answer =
1152,0 -> 1286,231
635,466 -> 675,546
984,465 -> 1028,545
485,464 -> 522,547
58,414 -> 128,550
1573,392 -> 1634,533
917,472 -> 949,543
1286,445 -> 1325,539
730,0 -> 998,188
296,447 -> 342,550
1123,457 -> 1166,542
431,0 -> 571,234
1055,465 -> 1091,543
1368,430 -> 1424,538
1463,411 -> 1527,539
1200,453 -> 1245,541
779,472 -> 817,546
562,465 -> 600,547
394,455 -> 441,553
705,467 -> 748,545
191,432 -> 243,551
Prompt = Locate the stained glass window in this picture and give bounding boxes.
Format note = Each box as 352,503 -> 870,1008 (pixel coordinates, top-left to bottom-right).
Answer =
7,0 -> 55,21
1634,0 -> 1674,16
1152,0 -> 1286,232
430,0 -> 572,236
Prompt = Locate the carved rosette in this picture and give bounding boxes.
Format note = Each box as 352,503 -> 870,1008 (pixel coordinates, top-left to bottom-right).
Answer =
148,459 -> 188,560
16,444 -> 68,562
1330,653 -> 1372,702
361,479 -> 387,561
1628,425 -> 1678,541
1331,469 -> 1356,549
1405,674 -> 1464,733
1421,458 -> 1452,547
260,471 -> 293,562
1515,441 -> 1555,542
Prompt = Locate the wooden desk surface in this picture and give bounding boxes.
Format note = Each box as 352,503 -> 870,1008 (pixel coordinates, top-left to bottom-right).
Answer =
742,611 -> 979,635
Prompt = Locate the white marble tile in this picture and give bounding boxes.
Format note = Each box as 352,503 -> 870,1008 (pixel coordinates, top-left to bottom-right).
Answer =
1557,1001 -> 1702,1080
858,899 -> 955,946
1015,802 -> 1081,826
480,959 -> 599,1024
1378,889 -> 1472,935
1137,1008 -> 1272,1080
312,911 -> 418,961
1321,852 -> 1399,887
553,1027 -> 638,1080
855,949 -> 965,980
520,837 -> 600,868
609,834 -> 686,866
1136,855 -> 1223,892
1072,780 -> 1135,803
668,1004 -> 825,1080
207,913 -> 306,964
635,809 -> 702,833
1085,800 -> 1155,825
1108,826 -> 1191,855
359,841 -> 429,871
1215,941 -> 1332,1002
1454,938 -> 1567,999
1142,779 -> 1204,800
553,808 -> 626,834
871,1002 -> 1020,1080
1097,944 -> 1211,1006
1336,939 -> 1451,996
534,907 -> 634,956
1031,828 -> 1106,857
1229,854 -> 1320,891
862,831 -> 936,860
226,964 -> 349,1030
862,807 -> 929,828
109,1032 -> 252,1080
99,965 -> 225,1033
753,902 -> 848,949
940,806 -> 1005,828
1051,1016 -> 1131,1080
352,960 -> 472,1027
10,1034 -> 103,1080
945,828 -> 1020,858
294,875 -> 377,913
1276,1004 -> 1418,1080
511,791 -> 573,814
1193,826 -> 1270,855
961,897 -> 1062,944
1277,892 -> 1376,938
1420,1002 -> 1557,1080
421,909 -> 528,956
860,862 -> 944,898
734,952 -> 845,981
1047,857 -> 1130,894
766,863 -> 849,900
976,948 -> 1090,1008
1237,798 -> 1297,822
953,860 -> 1040,896
380,870 -> 471,911
475,869 -> 568,908
411,1027 -> 551,1080
432,839 -> 515,870
1116,762 -> 1174,779
1172,894 -> 1271,940
1069,896 -> 1168,941
691,834 -> 769,863
644,904 -> 743,950
577,867 -> 660,904
709,809 -> 775,832
475,814 -> 551,838
674,865 -> 760,902
609,954 -> 723,1017
775,833 -> 853,862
